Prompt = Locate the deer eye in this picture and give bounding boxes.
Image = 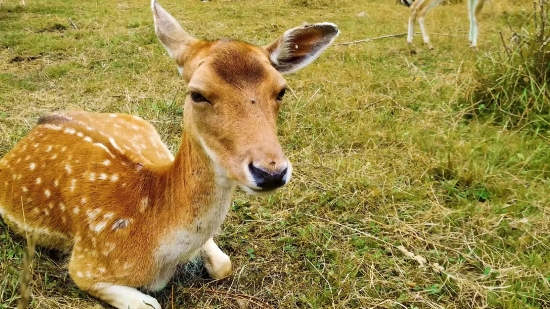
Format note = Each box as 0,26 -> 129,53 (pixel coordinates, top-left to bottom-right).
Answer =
276,88 -> 286,102
190,91 -> 210,104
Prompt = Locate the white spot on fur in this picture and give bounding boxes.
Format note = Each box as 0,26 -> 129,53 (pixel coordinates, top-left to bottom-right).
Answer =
109,137 -> 122,152
89,173 -> 96,181
36,177 -> 42,185
59,203 -> 66,211
43,208 -> 50,216
76,132 -> 84,138
64,128 -> 76,135
110,174 -> 119,182
42,124 -> 62,131
29,162 -> 36,170
102,242 -> 115,256
70,179 -> 77,192
102,160 -> 111,166
139,197 -> 149,213
92,221 -> 108,233
93,143 -> 115,157
54,179 -> 59,187
87,208 -> 101,220
45,145 -> 53,152
61,146 -> 67,152
51,154 -> 58,160
99,173 -> 108,180
76,271 -> 83,278
44,189 -> 51,198
84,136 -> 93,143
65,164 -> 72,174
81,197 -> 87,204
21,186 -> 28,192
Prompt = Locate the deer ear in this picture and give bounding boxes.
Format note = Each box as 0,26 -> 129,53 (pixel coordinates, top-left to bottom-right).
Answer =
264,23 -> 339,74
151,0 -> 197,60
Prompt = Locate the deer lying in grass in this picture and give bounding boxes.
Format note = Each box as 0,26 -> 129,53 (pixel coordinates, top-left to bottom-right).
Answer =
400,0 -> 486,50
0,1 -> 339,308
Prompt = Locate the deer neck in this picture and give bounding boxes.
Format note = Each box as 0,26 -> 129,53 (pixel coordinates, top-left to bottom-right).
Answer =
156,130 -> 235,234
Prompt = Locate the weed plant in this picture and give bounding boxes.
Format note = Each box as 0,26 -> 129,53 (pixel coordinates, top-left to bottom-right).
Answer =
470,0 -> 550,131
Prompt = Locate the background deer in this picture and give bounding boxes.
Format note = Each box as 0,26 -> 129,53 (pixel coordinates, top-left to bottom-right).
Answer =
401,0 -> 486,50
0,0 -> 339,308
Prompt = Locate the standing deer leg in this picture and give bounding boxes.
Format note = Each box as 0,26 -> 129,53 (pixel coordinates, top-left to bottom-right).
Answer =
469,0 -> 484,47
419,0 -> 444,49
418,14 -> 433,49
200,237 -> 232,279
468,0 -> 476,45
407,8 -> 419,54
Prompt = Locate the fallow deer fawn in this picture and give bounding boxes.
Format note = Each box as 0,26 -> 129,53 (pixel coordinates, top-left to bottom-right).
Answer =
0,1 -> 339,308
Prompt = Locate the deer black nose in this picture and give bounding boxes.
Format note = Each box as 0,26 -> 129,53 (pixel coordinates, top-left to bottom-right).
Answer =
248,163 -> 287,191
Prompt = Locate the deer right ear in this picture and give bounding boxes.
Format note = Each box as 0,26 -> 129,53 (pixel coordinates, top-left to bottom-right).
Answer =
264,23 -> 339,74
152,0 -> 197,61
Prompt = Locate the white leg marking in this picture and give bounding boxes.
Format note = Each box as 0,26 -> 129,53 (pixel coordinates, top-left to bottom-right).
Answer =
200,238 -> 232,280
468,0 -> 475,42
92,283 -> 161,309
469,0 -> 481,47
407,16 -> 415,44
418,17 -> 430,46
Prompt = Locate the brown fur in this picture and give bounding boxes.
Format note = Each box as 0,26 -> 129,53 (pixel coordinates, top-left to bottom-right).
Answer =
0,1 -> 338,308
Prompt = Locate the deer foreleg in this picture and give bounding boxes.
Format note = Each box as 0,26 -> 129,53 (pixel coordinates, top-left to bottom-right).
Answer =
200,237 -> 232,279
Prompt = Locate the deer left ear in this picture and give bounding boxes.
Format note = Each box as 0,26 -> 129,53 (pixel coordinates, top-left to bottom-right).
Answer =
264,23 -> 339,74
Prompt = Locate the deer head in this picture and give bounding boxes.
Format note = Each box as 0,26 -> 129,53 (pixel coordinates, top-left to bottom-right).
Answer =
152,0 -> 339,194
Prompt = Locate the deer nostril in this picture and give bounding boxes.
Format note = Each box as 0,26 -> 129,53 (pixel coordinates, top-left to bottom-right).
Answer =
248,163 -> 287,191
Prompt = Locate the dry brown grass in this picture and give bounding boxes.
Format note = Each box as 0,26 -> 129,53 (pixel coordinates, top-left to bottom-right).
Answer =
1,0 -> 549,308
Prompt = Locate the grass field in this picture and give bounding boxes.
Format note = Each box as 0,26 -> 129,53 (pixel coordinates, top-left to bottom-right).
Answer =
1,0 -> 549,308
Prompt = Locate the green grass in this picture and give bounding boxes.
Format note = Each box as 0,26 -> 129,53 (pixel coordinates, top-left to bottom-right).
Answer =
1,0 -> 549,308
469,0 -> 550,132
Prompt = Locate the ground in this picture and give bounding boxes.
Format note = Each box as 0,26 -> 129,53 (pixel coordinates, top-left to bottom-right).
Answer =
0,0 -> 549,308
